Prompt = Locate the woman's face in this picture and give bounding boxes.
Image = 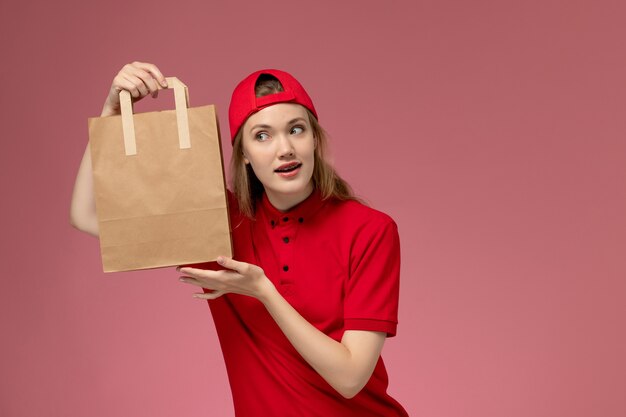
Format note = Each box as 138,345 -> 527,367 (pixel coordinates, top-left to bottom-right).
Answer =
241,103 -> 315,210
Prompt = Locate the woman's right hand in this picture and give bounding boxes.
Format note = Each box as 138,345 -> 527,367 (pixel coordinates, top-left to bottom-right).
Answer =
101,61 -> 168,117
70,61 -> 168,236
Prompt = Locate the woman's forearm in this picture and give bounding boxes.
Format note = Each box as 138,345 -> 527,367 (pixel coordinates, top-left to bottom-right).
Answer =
70,62 -> 166,237
257,280 -> 385,399
179,257 -> 386,398
69,142 -> 99,237
69,102 -> 122,236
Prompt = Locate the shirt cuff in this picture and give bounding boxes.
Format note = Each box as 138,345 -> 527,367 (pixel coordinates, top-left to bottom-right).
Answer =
344,318 -> 397,337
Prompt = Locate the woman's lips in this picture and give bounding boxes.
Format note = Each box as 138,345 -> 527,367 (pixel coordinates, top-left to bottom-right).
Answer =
275,163 -> 302,178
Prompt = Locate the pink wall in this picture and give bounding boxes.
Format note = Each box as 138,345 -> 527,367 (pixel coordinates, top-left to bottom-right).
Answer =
1,1 -> 625,416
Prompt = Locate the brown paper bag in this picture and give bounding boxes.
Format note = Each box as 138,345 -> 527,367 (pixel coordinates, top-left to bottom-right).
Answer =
88,77 -> 232,272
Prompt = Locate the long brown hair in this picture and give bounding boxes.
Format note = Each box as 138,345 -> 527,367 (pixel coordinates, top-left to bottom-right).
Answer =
231,75 -> 358,218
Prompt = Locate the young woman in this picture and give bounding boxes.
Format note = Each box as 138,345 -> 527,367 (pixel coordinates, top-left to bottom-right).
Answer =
70,62 -> 409,417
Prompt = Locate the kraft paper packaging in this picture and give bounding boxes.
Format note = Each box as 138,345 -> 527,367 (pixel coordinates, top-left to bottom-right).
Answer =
88,77 -> 232,272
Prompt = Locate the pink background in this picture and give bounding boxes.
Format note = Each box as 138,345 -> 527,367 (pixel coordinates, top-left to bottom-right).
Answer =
1,1 -> 625,416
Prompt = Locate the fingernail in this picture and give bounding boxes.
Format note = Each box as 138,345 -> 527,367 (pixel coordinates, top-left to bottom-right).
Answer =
161,80 -> 168,87
217,257 -> 224,265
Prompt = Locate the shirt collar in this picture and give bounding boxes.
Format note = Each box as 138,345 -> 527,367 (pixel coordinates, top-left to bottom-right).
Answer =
258,189 -> 326,228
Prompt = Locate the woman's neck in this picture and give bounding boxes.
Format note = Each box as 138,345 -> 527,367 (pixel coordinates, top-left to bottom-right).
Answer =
265,183 -> 314,212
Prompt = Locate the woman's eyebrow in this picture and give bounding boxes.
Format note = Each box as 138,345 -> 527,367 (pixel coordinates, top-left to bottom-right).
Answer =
249,118 -> 307,132
249,124 -> 272,132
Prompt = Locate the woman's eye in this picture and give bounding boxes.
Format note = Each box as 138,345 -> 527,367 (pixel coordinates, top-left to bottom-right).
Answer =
290,126 -> 304,135
255,132 -> 270,141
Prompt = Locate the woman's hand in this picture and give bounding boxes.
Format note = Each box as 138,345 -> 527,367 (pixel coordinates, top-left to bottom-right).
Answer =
70,61 -> 168,236
177,257 -> 274,300
101,61 -> 168,117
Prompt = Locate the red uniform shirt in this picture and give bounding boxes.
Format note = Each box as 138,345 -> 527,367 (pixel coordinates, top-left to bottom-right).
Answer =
201,190 -> 408,417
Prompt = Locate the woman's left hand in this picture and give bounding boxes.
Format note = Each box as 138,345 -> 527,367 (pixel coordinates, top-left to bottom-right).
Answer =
177,257 -> 272,300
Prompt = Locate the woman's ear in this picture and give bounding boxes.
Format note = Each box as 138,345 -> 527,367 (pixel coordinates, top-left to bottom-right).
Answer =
240,142 -> 250,164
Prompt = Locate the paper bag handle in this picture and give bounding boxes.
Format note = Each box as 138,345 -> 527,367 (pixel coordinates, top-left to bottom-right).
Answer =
119,77 -> 191,156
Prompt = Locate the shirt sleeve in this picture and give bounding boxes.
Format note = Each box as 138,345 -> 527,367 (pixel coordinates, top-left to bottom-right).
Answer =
344,215 -> 401,337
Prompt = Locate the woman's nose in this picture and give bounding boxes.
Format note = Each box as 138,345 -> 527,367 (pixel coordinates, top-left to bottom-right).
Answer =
276,134 -> 295,157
